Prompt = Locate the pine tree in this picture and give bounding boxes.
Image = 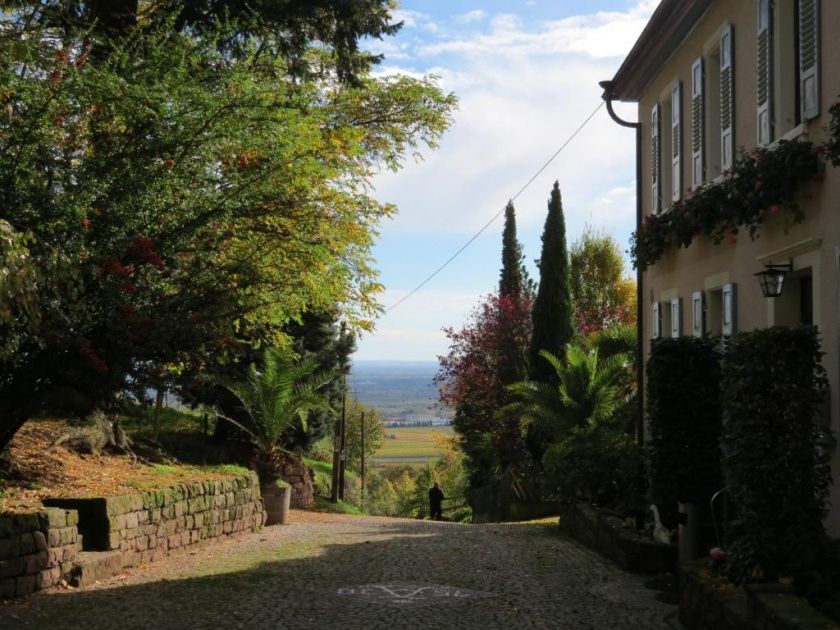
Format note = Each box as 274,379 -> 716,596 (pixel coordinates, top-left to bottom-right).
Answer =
529,181 -> 574,384
499,201 -> 534,300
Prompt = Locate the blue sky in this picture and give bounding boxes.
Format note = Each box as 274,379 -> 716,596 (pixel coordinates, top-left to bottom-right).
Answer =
354,0 -> 657,361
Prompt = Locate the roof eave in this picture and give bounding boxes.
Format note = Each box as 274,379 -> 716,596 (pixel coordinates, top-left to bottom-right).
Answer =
609,0 -> 714,102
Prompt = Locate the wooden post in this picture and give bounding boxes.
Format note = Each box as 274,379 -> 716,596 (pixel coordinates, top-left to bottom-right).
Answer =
338,389 -> 347,501
360,412 -> 366,496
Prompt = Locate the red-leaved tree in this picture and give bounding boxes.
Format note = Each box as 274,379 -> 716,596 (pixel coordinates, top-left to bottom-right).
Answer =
436,293 -> 533,486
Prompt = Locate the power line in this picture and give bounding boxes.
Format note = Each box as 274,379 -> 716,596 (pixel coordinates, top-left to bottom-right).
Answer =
384,100 -> 605,314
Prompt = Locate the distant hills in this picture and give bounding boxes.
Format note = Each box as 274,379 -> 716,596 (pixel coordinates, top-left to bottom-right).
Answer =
348,360 -> 452,421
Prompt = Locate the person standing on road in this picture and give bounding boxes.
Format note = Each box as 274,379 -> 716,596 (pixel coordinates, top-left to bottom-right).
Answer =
428,481 -> 444,520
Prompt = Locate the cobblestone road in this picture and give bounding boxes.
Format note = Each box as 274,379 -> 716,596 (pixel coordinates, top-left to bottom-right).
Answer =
0,511 -> 680,630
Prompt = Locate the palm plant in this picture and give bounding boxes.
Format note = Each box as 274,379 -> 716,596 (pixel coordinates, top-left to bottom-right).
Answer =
504,345 -> 630,442
220,347 -> 335,483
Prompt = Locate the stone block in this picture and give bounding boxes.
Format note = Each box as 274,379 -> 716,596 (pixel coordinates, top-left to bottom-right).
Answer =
32,531 -> 47,552
63,546 -> 76,563
174,502 -> 185,519
168,535 -> 181,549
125,512 -> 139,530
18,533 -> 36,555
0,557 -> 25,579
0,577 -> 16,599
0,536 -> 18,561
47,529 -> 61,548
15,574 -> 37,597
108,532 -> 121,550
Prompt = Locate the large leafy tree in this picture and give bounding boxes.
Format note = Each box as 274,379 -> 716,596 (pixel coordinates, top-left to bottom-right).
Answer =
569,226 -> 636,335
0,17 -> 456,451
2,0 -> 400,82
436,293 -> 533,486
529,181 -> 573,384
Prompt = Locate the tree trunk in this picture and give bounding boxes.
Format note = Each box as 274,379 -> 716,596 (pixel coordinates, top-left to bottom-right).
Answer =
152,388 -> 165,443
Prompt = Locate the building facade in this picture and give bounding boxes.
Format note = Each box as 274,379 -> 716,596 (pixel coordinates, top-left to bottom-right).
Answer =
608,0 -> 840,535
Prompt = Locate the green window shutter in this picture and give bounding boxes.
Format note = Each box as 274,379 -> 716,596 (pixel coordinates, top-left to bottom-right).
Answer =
799,0 -> 820,121
651,103 -> 661,213
692,290 -> 705,337
670,297 -> 683,338
691,57 -> 705,188
671,81 -> 682,202
757,0 -> 773,145
722,283 -> 737,336
652,301 -> 661,339
720,25 -> 735,171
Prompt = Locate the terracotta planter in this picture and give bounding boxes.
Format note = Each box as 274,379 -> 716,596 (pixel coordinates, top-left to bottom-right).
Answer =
261,483 -> 291,526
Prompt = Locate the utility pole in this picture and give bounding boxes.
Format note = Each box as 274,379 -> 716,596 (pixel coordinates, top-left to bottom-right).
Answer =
330,407 -> 341,503
360,411 -> 366,498
338,388 -> 347,501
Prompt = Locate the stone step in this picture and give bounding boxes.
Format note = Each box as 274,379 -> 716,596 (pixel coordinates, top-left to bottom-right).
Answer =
69,550 -> 124,588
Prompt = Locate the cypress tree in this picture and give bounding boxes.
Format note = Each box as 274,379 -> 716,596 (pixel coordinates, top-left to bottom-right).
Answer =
499,201 -> 535,300
529,181 -> 573,384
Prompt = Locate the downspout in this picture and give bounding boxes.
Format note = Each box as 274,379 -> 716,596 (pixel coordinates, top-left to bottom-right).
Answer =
599,80 -> 644,446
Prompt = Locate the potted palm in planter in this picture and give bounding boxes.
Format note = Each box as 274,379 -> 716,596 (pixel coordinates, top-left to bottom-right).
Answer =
220,347 -> 334,525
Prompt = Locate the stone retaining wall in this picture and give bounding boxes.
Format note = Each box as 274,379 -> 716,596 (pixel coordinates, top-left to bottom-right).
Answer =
559,502 -> 677,574
679,560 -> 839,630
281,457 -> 314,509
44,472 -> 266,567
0,508 -> 79,599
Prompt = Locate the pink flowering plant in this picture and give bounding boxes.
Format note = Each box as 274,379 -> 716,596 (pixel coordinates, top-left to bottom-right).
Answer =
631,140 -> 824,271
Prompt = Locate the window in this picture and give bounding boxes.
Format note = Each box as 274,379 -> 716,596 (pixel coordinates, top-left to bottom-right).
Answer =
720,25 -> 735,171
670,297 -> 682,338
757,0 -> 820,145
692,291 -> 705,337
671,82 -> 682,202
771,267 -> 813,326
722,283 -> 737,336
652,301 -> 662,339
651,104 -> 661,213
707,288 -> 723,337
691,58 -> 705,187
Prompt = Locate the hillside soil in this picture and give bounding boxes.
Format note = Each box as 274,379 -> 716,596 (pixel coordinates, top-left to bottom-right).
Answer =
0,419 -> 244,513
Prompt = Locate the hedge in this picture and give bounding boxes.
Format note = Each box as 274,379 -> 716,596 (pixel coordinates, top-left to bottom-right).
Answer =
721,326 -> 831,582
646,337 -> 722,529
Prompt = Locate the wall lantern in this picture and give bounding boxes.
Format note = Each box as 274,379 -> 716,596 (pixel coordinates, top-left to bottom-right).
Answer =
755,262 -> 793,298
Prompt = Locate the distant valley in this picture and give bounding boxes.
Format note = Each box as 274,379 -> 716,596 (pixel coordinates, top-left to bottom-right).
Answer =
348,360 -> 452,423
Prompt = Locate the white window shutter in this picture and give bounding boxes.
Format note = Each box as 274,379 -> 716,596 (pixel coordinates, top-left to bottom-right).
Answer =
670,297 -> 682,338
692,291 -> 705,337
651,104 -> 661,214
691,58 -> 705,188
799,0 -> 820,121
722,283 -> 738,336
757,0 -> 773,145
720,25 -> 735,171
652,301 -> 661,339
671,81 -> 682,202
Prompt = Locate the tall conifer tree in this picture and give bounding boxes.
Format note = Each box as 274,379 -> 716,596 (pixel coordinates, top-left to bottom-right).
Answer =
499,201 -> 527,298
529,181 -> 573,384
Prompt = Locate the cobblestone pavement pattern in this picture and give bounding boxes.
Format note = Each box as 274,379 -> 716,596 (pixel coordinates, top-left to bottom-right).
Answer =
0,511 -> 680,630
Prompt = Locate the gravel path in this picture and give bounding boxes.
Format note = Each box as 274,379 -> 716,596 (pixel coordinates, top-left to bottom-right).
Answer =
0,510 -> 680,629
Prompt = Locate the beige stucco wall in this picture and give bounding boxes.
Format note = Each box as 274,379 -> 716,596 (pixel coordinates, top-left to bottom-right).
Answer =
635,0 -> 840,536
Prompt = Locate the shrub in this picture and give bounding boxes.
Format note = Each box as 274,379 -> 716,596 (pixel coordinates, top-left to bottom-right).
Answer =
721,326 -> 831,582
542,421 -> 643,512
646,337 -> 722,529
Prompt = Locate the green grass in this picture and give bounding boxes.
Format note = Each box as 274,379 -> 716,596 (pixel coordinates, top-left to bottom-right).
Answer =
121,404 -> 209,436
373,425 -> 453,467
311,498 -> 366,515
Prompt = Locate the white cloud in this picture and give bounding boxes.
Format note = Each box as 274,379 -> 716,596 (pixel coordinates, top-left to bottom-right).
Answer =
417,2 -> 652,59
390,9 -> 440,33
453,10 -> 487,24
355,288 -> 483,360
360,1 -> 656,359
